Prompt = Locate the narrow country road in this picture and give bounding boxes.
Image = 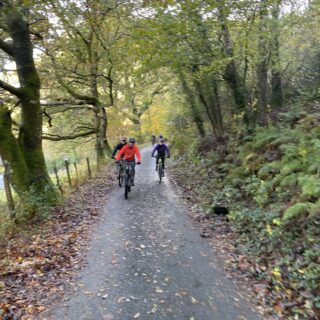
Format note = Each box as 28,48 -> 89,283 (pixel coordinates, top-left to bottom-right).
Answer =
50,146 -> 261,320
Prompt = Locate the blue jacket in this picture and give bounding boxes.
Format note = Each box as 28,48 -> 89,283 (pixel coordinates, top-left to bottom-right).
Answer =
152,144 -> 170,157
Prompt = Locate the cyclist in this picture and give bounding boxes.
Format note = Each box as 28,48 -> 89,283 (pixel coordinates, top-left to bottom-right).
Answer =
111,137 -> 127,159
151,137 -> 170,173
116,137 -> 141,186
151,134 -> 156,145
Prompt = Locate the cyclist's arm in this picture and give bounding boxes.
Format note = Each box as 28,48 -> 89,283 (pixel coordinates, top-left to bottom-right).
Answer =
151,145 -> 158,157
165,145 -> 170,157
116,145 -> 127,161
135,147 -> 142,162
111,144 -> 121,157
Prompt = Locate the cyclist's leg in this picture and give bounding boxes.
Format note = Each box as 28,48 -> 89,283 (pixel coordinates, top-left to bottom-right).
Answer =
155,156 -> 159,170
129,161 -> 135,185
161,155 -> 165,169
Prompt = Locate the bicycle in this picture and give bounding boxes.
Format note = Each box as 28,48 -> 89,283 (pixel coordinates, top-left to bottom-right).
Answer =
157,156 -> 166,183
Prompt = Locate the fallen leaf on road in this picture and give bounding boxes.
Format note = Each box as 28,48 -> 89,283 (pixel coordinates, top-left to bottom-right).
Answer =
191,297 -> 198,304
148,304 -> 158,314
117,296 -> 126,303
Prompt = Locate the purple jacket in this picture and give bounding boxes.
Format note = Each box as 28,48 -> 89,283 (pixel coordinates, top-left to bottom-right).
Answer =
152,144 -> 170,157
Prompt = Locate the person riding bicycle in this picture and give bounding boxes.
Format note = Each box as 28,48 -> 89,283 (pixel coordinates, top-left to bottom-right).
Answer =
151,137 -> 170,173
151,134 -> 156,145
116,137 -> 141,186
111,137 -> 127,159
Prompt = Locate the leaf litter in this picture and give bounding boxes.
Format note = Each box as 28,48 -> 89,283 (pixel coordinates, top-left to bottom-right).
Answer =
0,168 -> 114,319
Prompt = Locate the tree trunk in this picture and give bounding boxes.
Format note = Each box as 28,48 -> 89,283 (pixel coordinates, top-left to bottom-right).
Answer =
201,75 -> 224,139
192,74 -> 224,139
89,52 -> 106,168
217,0 -> 249,123
256,0 -> 269,126
0,9 -> 58,212
179,75 -> 206,137
0,108 -> 31,195
101,107 -> 111,154
270,0 -> 283,108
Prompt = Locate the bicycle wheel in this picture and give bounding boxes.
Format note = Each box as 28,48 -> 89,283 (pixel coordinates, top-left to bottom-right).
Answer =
118,167 -> 122,187
124,174 -> 129,199
119,175 -> 123,187
158,160 -> 162,183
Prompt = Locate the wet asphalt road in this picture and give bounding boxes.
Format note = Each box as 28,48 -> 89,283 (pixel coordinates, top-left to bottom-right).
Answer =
50,146 -> 261,320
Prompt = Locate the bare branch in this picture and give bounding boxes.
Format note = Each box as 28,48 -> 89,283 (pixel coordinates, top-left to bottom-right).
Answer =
41,100 -> 89,106
0,38 -> 14,57
42,129 -> 96,141
45,49 -> 98,105
43,108 -> 53,127
0,79 -> 22,97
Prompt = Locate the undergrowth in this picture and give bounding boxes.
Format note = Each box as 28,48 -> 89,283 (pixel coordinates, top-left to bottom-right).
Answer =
171,112 -> 320,319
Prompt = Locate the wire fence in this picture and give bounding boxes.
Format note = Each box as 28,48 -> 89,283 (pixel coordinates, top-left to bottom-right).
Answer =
0,157 -> 96,218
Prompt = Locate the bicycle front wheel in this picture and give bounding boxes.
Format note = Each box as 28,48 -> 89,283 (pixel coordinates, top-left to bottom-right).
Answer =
118,174 -> 123,187
124,174 -> 129,199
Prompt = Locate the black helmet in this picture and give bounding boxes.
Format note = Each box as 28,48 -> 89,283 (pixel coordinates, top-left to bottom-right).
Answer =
158,135 -> 163,139
128,137 -> 136,143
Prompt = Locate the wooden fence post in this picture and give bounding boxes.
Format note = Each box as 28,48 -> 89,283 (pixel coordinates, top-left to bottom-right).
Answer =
86,157 -> 92,179
53,166 -> 63,194
73,162 -> 79,187
64,159 -> 72,188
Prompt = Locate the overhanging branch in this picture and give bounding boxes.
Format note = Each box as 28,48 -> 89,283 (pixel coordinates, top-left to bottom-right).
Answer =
0,79 -> 22,97
0,38 -> 14,57
42,129 -> 96,141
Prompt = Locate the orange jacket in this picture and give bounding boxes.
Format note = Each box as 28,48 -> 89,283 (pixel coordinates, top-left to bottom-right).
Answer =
116,144 -> 141,162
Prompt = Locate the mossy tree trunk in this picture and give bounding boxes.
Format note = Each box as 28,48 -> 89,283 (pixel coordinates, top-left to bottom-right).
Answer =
217,0 -> 249,123
0,7 -> 58,213
179,75 -> 206,137
256,0 -> 269,126
88,50 -> 108,168
270,0 -> 283,108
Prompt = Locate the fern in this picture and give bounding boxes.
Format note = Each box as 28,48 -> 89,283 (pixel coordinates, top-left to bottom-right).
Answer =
244,153 -> 258,163
252,132 -> 280,150
307,162 -> 320,174
219,163 -> 237,172
298,176 -> 320,198
283,202 -> 312,220
258,164 -> 274,179
270,133 -> 296,147
309,200 -> 320,217
281,159 -> 302,175
279,143 -> 300,159
279,173 -> 298,187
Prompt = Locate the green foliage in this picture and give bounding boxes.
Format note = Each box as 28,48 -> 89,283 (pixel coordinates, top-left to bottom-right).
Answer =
298,176 -> 320,198
173,112 -> 320,317
283,202 -> 312,220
